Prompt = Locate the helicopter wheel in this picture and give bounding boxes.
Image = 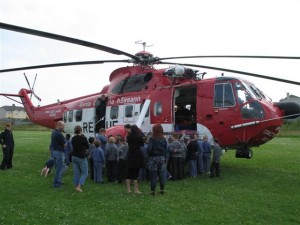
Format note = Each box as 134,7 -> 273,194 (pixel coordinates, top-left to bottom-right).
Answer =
235,148 -> 253,159
246,149 -> 253,159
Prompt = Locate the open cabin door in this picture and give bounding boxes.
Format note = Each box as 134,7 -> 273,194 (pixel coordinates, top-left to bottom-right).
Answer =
94,96 -> 108,133
174,86 -> 197,131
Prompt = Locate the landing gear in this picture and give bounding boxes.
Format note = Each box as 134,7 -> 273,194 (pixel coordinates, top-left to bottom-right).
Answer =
236,147 -> 253,159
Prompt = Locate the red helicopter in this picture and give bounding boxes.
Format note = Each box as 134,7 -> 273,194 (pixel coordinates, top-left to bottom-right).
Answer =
1,22 -> 300,159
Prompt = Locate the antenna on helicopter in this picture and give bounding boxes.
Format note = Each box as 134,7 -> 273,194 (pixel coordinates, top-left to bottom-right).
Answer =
135,40 -> 154,51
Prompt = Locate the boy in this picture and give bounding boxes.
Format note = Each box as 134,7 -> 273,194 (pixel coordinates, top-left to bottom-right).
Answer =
41,158 -> 54,177
87,137 -> 96,180
210,138 -> 223,178
64,134 -> 73,167
93,140 -> 105,183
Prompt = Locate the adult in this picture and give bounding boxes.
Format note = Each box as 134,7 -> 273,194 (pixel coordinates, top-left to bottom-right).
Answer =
51,121 -> 66,188
95,94 -> 107,132
71,125 -> 89,192
0,123 -> 15,170
125,125 -> 144,194
187,133 -> 199,177
147,124 -> 168,195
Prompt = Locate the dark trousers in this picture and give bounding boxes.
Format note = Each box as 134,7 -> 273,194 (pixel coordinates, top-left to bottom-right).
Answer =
149,169 -> 165,192
89,158 -> 94,180
171,157 -> 183,180
210,161 -> 220,177
107,160 -> 117,182
117,159 -> 126,182
1,146 -> 14,169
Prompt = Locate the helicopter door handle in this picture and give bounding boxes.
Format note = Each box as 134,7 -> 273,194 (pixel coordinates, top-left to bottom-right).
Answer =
206,114 -> 212,118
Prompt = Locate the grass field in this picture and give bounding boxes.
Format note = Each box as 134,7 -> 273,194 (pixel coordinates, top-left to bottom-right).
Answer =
0,130 -> 299,225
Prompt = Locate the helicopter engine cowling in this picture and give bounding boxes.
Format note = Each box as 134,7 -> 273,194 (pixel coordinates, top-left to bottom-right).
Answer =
274,102 -> 300,119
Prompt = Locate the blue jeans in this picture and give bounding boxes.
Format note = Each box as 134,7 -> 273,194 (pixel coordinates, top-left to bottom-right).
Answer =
189,160 -> 197,177
53,150 -> 65,188
72,156 -> 88,186
197,152 -> 204,174
203,153 -> 211,173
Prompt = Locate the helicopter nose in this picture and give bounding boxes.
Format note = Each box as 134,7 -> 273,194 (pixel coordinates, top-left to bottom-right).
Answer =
274,102 -> 300,119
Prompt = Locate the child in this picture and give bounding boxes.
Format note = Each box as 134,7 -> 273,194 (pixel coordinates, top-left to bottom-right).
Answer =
41,158 -> 54,177
116,136 -> 128,183
105,136 -> 119,182
64,134 -> 73,167
93,140 -> 105,183
139,136 -> 148,181
210,138 -> 223,178
87,137 -> 96,180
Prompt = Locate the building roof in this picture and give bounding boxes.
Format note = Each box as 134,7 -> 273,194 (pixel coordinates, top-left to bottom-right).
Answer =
0,105 -> 25,112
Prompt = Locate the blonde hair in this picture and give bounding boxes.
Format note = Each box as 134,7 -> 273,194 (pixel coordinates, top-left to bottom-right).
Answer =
108,136 -> 116,143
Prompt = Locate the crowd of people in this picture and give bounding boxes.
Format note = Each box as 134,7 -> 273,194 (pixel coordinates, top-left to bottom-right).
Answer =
0,122 -> 223,194
41,121 -> 224,194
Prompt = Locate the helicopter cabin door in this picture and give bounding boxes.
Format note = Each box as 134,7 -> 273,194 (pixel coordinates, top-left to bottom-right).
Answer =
174,86 -> 197,131
94,96 -> 107,133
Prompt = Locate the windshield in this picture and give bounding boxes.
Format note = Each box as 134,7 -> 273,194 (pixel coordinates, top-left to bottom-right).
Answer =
239,81 -> 272,102
234,82 -> 253,104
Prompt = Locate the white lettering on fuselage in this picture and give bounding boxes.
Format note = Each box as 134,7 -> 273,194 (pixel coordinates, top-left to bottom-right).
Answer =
45,109 -> 62,117
108,97 -> 141,105
79,102 -> 92,108
263,129 -> 277,138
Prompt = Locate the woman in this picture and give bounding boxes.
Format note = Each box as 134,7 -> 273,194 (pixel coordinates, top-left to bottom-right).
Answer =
147,124 -> 168,195
71,125 -> 89,192
125,125 -> 144,194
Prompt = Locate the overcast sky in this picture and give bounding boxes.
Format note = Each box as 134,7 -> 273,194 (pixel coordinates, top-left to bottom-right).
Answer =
1,0 -> 300,107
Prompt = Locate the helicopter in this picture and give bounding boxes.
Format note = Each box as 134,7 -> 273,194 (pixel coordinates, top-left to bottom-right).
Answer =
1,22 -> 300,159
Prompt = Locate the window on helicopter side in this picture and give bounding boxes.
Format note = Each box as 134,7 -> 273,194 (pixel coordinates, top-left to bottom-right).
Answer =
68,110 -> 73,122
123,73 -> 152,93
154,102 -> 162,116
75,110 -> 82,122
125,105 -> 133,117
110,106 -> 119,120
110,73 -> 153,94
214,83 -> 236,107
63,112 -> 67,123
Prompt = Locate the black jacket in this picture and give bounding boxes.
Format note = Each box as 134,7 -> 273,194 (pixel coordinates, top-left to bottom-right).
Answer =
0,129 -> 14,148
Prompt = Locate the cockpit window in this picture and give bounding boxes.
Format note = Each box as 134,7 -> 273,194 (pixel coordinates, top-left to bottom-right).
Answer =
214,83 -> 235,107
111,73 -> 152,94
241,100 -> 264,119
235,82 -> 251,104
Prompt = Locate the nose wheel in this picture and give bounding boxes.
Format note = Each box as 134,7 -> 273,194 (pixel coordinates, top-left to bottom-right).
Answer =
236,147 -> 253,159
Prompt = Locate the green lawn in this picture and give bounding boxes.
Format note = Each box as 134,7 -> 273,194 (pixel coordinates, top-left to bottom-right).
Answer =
0,131 -> 299,225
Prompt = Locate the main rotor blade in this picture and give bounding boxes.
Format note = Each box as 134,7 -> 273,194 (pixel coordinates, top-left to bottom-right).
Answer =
0,22 -> 139,61
0,60 -> 130,73
158,55 -> 300,60
159,62 -> 300,85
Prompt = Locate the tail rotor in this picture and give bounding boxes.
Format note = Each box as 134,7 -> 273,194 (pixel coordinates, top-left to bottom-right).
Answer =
23,73 -> 41,102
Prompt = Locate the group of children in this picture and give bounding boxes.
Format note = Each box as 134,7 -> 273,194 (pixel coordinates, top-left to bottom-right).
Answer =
41,129 -> 224,184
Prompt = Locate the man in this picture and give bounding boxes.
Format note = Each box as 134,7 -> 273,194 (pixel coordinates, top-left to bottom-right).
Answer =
95,94 -> 107,132
51,121 -> 66,188
0,123 -> 15,170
